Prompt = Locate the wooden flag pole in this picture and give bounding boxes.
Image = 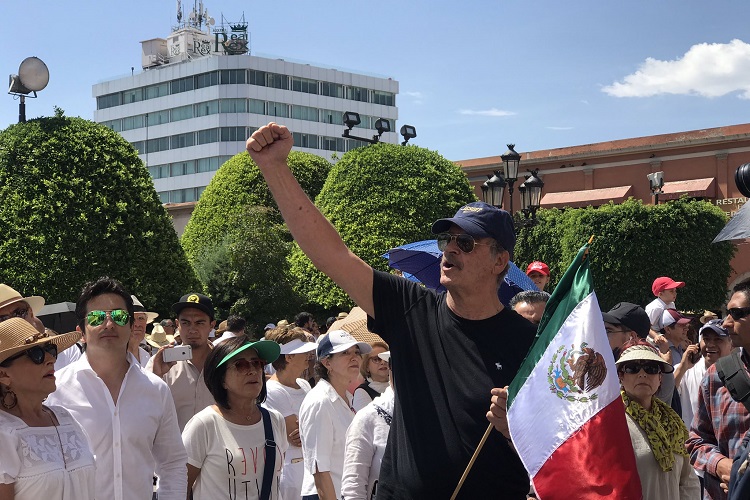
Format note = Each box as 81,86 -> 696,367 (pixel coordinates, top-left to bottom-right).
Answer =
449,423 -> 495,500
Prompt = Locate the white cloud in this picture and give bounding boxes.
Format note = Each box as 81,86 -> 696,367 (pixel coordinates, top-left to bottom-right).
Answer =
458,108 -> 516,117
403,91 -> 423,98
546,126 -> 573,131
603,39 -> 750,99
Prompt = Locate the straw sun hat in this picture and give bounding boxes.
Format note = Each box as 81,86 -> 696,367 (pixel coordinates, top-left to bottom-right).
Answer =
146,324 -> 175,348
0,284 -> 45,315
615,343 -> 674,374
0,318 -> 80,365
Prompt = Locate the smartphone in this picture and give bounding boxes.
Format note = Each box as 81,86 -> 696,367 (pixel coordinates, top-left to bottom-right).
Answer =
163,345 -> 192,363
689,346 -> 702,364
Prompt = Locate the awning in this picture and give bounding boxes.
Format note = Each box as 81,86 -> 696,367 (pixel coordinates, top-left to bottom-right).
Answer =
659,177 -> 716,201
540,186 -> 633,209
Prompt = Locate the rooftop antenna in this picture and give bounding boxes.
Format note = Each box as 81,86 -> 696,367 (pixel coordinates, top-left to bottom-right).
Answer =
176,0 -> 182,23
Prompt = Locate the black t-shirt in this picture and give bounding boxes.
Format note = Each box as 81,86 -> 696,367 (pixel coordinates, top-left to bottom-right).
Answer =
368,270 -> 537,499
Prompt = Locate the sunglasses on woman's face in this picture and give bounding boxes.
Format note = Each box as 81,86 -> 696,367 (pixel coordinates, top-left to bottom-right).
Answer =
230,358 -> 265,373
4,342 -> 58,365
621,362 -> 661,375
86,309 -> 130,327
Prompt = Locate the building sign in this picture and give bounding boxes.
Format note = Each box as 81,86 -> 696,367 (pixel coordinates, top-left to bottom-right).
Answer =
213,22 -> 249,55
716,197 -> 748,217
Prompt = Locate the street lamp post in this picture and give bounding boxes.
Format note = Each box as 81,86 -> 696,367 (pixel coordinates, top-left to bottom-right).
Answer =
501,144 -> 521,214
515,169 -> 545,230
647,171 -> 664,205
482,170 -> 506,208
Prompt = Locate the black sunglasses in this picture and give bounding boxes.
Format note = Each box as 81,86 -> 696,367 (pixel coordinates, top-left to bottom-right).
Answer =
436,233 -> 498,253
728,307 -> 750,321
621,362 -> 661,375
4,342 -> 58,365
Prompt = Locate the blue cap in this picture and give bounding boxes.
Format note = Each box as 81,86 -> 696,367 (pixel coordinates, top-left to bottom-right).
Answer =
431,202 -> 516,259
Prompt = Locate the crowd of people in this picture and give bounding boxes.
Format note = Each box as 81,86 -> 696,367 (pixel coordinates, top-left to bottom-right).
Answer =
2,120 -> 750,500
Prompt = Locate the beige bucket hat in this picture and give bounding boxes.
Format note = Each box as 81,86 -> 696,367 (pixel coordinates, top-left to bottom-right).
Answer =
0,284 -> 45,316
145,324 -> 175,348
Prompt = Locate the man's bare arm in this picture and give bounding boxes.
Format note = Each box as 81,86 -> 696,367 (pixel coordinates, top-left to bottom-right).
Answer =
246,122 -> 374,316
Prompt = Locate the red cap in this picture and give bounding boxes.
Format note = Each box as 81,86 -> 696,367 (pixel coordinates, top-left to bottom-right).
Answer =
652,277 -> 685,296
662,308 -> 690,327
526,261 -> 550,276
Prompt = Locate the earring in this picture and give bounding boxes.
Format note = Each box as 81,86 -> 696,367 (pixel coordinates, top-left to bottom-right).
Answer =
2,388 -> 17,410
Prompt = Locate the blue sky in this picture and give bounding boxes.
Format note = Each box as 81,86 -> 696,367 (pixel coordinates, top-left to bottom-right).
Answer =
4,1 -> 750,161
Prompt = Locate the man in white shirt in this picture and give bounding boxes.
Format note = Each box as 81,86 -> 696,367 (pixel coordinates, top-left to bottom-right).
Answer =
645,276 -> 685,339
47,277 -> 187,500
212,315 -> 246,346
129,295 -> 158,367
147,292 -> 216,431
676,318 -> 732,427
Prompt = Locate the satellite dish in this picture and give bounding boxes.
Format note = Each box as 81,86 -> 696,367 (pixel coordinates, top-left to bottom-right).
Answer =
207,17 -> 215,25
18,57 -> 49,92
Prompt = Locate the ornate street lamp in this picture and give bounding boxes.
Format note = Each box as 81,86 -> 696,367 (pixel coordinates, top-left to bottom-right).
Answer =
482,170 -> 506,209
514,169 -> 545,231
501,144 -> 521,214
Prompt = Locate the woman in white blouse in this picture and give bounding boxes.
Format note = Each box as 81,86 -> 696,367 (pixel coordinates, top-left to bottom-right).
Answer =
299,330 -> 372,500
183,335 -> 287,500
352,341 -> 390,412
342,351 -> 394,500
0,318 -> 95,500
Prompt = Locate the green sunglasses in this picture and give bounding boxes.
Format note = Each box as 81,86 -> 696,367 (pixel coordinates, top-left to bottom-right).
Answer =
86,309 -> 130,327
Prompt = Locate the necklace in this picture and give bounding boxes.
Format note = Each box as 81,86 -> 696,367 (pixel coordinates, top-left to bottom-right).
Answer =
44,407 -> 68,470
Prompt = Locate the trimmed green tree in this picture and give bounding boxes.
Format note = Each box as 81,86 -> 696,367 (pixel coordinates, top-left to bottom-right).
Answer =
289,143 -> 478,309
514,198 -> 735,311
0,113 -> 200,315
181,151 -> 331,327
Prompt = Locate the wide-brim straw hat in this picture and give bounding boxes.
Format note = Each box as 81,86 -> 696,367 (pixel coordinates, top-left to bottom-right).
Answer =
700,310 -> 719,324
328,307 -> 384,345
615,343 -> 674,373
131,295 -> 159,324
0,318 -> 80,365
146,324 -> 175,348
0,284 -> 45,315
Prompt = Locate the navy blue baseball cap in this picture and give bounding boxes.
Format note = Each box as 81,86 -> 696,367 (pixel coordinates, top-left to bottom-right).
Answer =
431,202 -> 516,259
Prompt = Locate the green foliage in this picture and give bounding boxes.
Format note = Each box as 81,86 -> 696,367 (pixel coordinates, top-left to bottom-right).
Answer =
181,151 -> 331,264
289,143 -> 478,309
0,116 -> 200,315
182,150 -> 331,325
515,198 -> 735,311
192,206 -> 302,334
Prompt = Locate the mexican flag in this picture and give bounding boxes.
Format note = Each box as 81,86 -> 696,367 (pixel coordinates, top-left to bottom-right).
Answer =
506,243 -> 641,499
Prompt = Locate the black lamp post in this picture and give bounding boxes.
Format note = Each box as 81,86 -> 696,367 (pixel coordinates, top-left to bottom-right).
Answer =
501,144 -> 521,214
647,171 -> 664,205
482,170 -> 506,208
514,169 -> 545,230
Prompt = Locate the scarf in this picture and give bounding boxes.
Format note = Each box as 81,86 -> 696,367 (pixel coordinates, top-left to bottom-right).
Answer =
621,391 -> 689,472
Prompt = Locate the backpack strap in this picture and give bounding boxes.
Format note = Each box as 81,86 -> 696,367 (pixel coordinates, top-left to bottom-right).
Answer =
258,406 -> 276,500
356,381 -> 380,401
717,350 -> 750,413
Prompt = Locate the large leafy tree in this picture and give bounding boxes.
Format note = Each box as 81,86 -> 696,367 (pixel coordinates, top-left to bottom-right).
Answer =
0,112 -> 200,315
182,151 -> 331,328
289,143 -> 477,309
514,198 -> 734,311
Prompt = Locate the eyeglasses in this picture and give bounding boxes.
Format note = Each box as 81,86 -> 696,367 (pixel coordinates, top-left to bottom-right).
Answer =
0,306 -> 30,323
621,362 -> 662,375
4,342 -> 58,365
369,357 -> 387,364
436,233 -> 497,253
230,358 -> 265,372
728,307 -> 750,321
86,309 -> 130,327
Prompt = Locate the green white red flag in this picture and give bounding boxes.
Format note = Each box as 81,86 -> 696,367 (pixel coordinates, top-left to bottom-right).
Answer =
507,243 -> 642,499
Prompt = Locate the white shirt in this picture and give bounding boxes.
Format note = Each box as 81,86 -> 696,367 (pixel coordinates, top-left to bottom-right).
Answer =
351,379 -> 389,412
645,297 -> 675,331
0,405 -> 96,500
341,386 -> 394,500
678,360 -> 708,428
136,346 -> 150,367
299,378 -> 355,498
47,353 -> 187,500
54,344 -> 82,372
182,406 -> 287,500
